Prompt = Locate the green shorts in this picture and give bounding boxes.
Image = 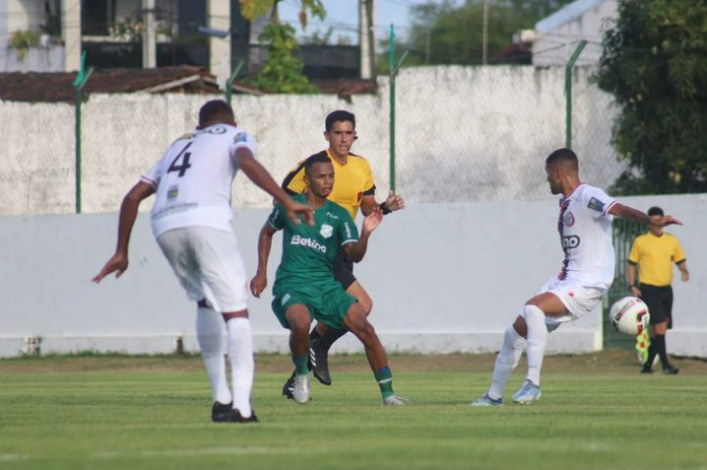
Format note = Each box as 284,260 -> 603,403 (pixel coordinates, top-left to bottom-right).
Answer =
272,279 -> 356,330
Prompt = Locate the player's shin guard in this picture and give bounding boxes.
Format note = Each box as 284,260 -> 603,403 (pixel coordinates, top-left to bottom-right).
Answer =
226,318 -> 254,419
524,305 -> 548,386
374,366 -> 394,399
488,324 -> 526,400
196,307 -> 232,405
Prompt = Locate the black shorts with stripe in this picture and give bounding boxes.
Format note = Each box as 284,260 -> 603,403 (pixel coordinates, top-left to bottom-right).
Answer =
333,248 -> 356,291
640,283 -> 673,328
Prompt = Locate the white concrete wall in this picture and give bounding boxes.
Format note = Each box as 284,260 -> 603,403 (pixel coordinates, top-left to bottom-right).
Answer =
0,66 -> 623,215
1,194 -> 704,358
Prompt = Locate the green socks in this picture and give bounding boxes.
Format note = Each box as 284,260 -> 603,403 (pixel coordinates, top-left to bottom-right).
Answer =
375,367 -> 394,399
293,354 -> 309,376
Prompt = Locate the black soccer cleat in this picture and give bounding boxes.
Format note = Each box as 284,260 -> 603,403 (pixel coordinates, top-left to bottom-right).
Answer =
310,339 -> 332,386
282,371 -> 296,400
640,364 -> 654,374
230,409 -> 258,423
663,364 -> 679,375
211,401 -> 233,422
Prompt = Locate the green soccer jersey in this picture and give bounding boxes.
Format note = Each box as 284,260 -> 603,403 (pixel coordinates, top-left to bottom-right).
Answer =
268,194 -> 359,285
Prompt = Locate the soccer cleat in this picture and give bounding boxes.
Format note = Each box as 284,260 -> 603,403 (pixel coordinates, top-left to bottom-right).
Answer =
229,409 -> 259,423
641,363 -> 654,374
211,401 -> 233,422
292,374 -> 311,404
470,394 -> 503,407
282,372 -> 296,400
663,364 -> 679,375
382,395 -> 409,406
512,380 -> 542,405
635,330 -> 650,364
310,339 -> 332,386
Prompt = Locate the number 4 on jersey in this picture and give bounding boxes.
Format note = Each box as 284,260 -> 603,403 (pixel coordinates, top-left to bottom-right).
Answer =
168,142 -> 193,177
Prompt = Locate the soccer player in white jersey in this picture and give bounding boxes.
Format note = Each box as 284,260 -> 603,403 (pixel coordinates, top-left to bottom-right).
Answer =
471,148 -> 682,406
93,100 -> 314,423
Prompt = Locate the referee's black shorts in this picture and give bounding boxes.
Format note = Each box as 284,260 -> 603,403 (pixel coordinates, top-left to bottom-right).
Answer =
333,248 -> 356,291
640,283 -> 674,328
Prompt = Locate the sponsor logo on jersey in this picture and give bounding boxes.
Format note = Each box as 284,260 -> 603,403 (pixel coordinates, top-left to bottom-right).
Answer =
326,212 -> 339,219
344,222 -> 352,239
282,293 -> 291,306
234,132 -> 247,143
320,224 -> 334,238
564,211 -> 575,227
291,235 -> 327,253
587,197 -> 605,212
167,185 -> 179,200
561,235 -> 581,249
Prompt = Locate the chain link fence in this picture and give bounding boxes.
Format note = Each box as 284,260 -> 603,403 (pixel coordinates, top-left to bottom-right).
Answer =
0,63 -> 623,216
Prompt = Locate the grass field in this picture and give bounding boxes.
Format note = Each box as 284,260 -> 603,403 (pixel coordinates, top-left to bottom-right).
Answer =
1,351 -> 706,470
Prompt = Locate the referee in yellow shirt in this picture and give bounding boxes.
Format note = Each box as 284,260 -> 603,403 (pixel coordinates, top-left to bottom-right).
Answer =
627,206 -> 689,375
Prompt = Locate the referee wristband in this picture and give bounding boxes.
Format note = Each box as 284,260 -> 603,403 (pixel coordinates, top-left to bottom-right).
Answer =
379,202 -> 392,215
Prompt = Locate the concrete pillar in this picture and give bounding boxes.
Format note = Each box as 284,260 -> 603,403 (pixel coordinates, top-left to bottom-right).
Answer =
359,0 -> 376,79
142,0 -> 156,68
62,0 -> 81,72
207,0 -> 230,76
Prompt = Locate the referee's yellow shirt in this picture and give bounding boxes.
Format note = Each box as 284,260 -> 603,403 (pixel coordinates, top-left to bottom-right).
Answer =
628,232 -> 686,286
282,149 -> 376,221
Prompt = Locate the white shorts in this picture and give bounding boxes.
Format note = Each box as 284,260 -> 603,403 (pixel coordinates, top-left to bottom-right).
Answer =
537,277 -> 605,330
156,226 -> 248,313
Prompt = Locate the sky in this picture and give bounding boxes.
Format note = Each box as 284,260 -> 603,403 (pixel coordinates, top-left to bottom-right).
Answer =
277,0 -> 452,45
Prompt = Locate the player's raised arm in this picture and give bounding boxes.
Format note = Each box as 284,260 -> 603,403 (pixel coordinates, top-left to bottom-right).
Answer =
93,181 -> 155,283
236,149 -> 314,226
345,206 -> 383,263
609,203 -> 683,227
250,221 -> 278,298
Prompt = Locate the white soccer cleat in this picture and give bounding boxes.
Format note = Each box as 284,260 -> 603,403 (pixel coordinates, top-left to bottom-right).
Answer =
470,393 -> 503,407
292,374 -> 311,404
382,395 -> 408,406
512,380 -> 542,405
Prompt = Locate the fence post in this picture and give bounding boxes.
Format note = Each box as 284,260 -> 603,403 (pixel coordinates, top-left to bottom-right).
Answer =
73,51 -> 94,214
565,40 -> 587,149
225,59 -> 245,107
388,25 -> 408,193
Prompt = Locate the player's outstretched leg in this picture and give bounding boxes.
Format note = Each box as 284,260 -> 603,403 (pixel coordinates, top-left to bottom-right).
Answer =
513,304 -> 547,405
343,304 -> 407,406
285,304 -> 314,404
195,305 -> 233,422
470,320 -> 526,407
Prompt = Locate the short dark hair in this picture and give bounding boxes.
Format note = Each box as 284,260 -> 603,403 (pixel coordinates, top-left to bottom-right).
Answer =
304,152 -> 332,175
199,100 -> 234,127
546,148 -> 579,171
325,110 -> 355,132
647,206 -> 664,217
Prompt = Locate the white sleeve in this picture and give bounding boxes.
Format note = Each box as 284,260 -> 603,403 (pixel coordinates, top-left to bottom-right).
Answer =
229,131 -> 257,162
140,159 -> 162,188
583,185 -> 617,219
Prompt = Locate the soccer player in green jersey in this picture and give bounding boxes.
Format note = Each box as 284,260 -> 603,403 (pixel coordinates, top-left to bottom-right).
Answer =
250,153 -> 406,406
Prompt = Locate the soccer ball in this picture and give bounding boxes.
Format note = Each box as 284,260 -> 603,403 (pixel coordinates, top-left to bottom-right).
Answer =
609,296 -> 650,335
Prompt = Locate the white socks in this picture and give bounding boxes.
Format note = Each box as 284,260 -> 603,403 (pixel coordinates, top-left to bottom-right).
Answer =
196,307 -> 232,405
524,304 -> 548,386
488,325 -> 526,400
226,317 -> 254,419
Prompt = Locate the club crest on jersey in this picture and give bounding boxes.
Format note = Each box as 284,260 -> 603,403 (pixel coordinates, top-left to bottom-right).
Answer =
587,197 -> 605,212
564,211 -> 575,227
167,185 -> 179,200
320,223 -> 334,238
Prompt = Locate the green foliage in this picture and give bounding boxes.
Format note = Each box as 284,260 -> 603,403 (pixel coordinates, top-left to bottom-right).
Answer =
9,30 -> 39,60
597,0 -> 707,195
246,24 -> 318,94
398,0 -> 576,67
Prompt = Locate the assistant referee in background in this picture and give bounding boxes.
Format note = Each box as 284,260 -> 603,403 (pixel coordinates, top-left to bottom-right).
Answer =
627,206 -> 689,375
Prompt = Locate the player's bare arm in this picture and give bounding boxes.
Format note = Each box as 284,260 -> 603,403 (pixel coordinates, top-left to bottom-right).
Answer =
609,203 -> 682,227
250,222 -> 277,298
360,191 -> 405,217
237,149 -> 315,226
345,206 -> 383,262
92,181 -> 155,283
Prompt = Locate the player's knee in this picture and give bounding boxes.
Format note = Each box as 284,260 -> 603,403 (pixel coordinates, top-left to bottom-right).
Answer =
359,297 -> 373,316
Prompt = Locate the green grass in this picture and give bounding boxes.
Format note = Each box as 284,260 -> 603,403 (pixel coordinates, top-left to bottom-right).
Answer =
1,354 -> 706,470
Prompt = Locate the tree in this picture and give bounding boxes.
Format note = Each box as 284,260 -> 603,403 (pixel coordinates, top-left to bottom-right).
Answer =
398,0 -> 575,67
239,0 -> 325,93
597,1 -> 707,195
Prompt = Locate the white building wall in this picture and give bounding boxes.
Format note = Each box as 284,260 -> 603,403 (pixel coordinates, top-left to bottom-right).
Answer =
0,194 -> 704,358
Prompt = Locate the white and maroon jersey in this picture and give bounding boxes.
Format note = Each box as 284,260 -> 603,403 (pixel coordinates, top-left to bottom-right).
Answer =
556,183 -> 618,289
141,124 -> 256,237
